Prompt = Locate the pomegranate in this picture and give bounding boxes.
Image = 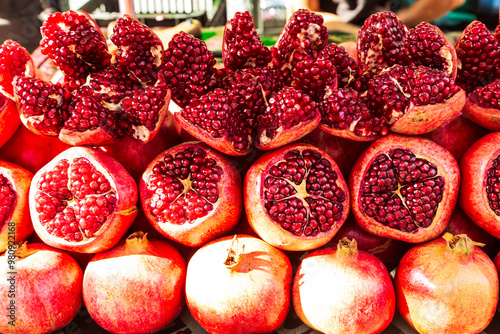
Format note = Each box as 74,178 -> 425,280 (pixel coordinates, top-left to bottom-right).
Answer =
14,10 -> 171,146
455,20 -> 500,131
0,161 -> 33,252
349,134 -> 460,243
293,238 -> 396,334
140,141 -> 242,247
394,233 -> 499,333
83,231 -> 187,333
459,131 -> 500,239
244,142 -> 350,251
185,234 -> 292,333
328,214 -> 408,272
30,146 -> 138,253
0,40 -> 36,148
0,124 -> 71,174
0,242 -> 83,334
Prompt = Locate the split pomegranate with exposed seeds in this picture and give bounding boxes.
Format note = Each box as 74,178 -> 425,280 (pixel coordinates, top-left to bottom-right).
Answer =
0,40 -> 35,148
140,141 -> 242,247
30,146 -> 138,253
0,242 -> 83,334
0,161 -> 33,252
459,131 -> 500,239
395,233 -> 499,333
13,10 -> 171,146
349,134 -> 460,243
185,234 -> 292,334
293,238 -> 396,334
83,232 -> 187,334
244,143 -> 349,251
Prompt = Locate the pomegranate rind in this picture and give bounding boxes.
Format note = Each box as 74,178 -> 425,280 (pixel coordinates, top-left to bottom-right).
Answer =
140,141 -> 242,247
0,97 -> 21,148
0,161 -> 33,252
459,132 -> 500,238
0,243 -> 83,334
185,234 -> 292,333
318,123 -> 382,142
244,143 -> 350,251
30,146 -> 139,253
462,97 -> 500,131
390,89 -> 466,135
394,235 -> 498,333
349,134 -> 460,243
255,112 -> 321,150
83,232 -> 187,333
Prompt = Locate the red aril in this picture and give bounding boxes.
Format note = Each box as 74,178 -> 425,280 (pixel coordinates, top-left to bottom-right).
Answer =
0,161 -> 33,252
459,131 -> 500,238
185,234 -> 292,334
293,238 -> 395,334
244,142 -> 350,251
30,146 -> 138,253
394,233 -> 499,333
83,231 -> 187,333
349,134 -> 460,243
140,141 -> 242,247
0,242 -> 83,334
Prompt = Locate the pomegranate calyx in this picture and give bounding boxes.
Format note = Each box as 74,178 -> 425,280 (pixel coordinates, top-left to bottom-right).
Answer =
122,231 -> 151,253
442,232 -> 485,257
337,237 -> 358,256
224,235 -> 244,268
13,242 -> 39,259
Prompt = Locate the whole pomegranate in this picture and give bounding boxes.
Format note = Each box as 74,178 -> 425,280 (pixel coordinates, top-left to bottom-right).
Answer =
244,142 -> 350,251
460,131 -> 500,239
83,231 -> 187,333
185,234 -> 292,334
0,242 -> 83,334
30,146 -> 138,253
349,134 -> 460,243
0,161 -> 33,252
293,238 -> 396,334
140,141 -> 242,247
394,233 -> 499,333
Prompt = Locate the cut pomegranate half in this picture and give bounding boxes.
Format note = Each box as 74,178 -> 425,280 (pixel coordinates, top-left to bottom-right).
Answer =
349,134 -> 459,243
30,147 -> 138,253
244,143 -> 350,251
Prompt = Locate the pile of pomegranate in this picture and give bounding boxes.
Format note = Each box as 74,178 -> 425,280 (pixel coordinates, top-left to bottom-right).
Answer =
2,6 -> 500,334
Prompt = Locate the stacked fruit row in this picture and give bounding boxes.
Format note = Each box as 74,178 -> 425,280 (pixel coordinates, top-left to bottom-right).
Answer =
1,7 -> 500,334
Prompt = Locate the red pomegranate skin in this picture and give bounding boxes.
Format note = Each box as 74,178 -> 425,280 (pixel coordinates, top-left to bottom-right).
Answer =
185,234 -> 292,334
395,233 -> 499,334
0,243 -> 83,334
293,238 -> 396,334
83,232 -> 187,333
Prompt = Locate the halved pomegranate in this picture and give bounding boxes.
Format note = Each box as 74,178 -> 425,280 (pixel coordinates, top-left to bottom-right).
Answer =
140,141 -> 242,247
349,134 -> 460,243
0,161 -> 33,252
30,146 -> 138,253
459,131 -> 500,239
244,142 -> 349,251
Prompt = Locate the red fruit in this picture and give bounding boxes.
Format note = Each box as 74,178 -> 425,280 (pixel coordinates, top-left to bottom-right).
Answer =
185,234 -> 292,334
0,161 -> 33,252
422,114 -> 489,162
394,233 -> 499,333
244,142 -> 350,251
0,242 -> 83,334
0,124 -> 72,174
459,131 -> 500,238
0,40 -> 36,148
318,43 -> 359,89
293,238 -> 396,334
329,214 -> 408,271
256,87 -> 321,150
30,146 -> 138,253
462,79 -> 500,131
222,11 -> 271,70
83,232 -> 187,333
349,134 -> 460,243
140,141 -> 242,247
